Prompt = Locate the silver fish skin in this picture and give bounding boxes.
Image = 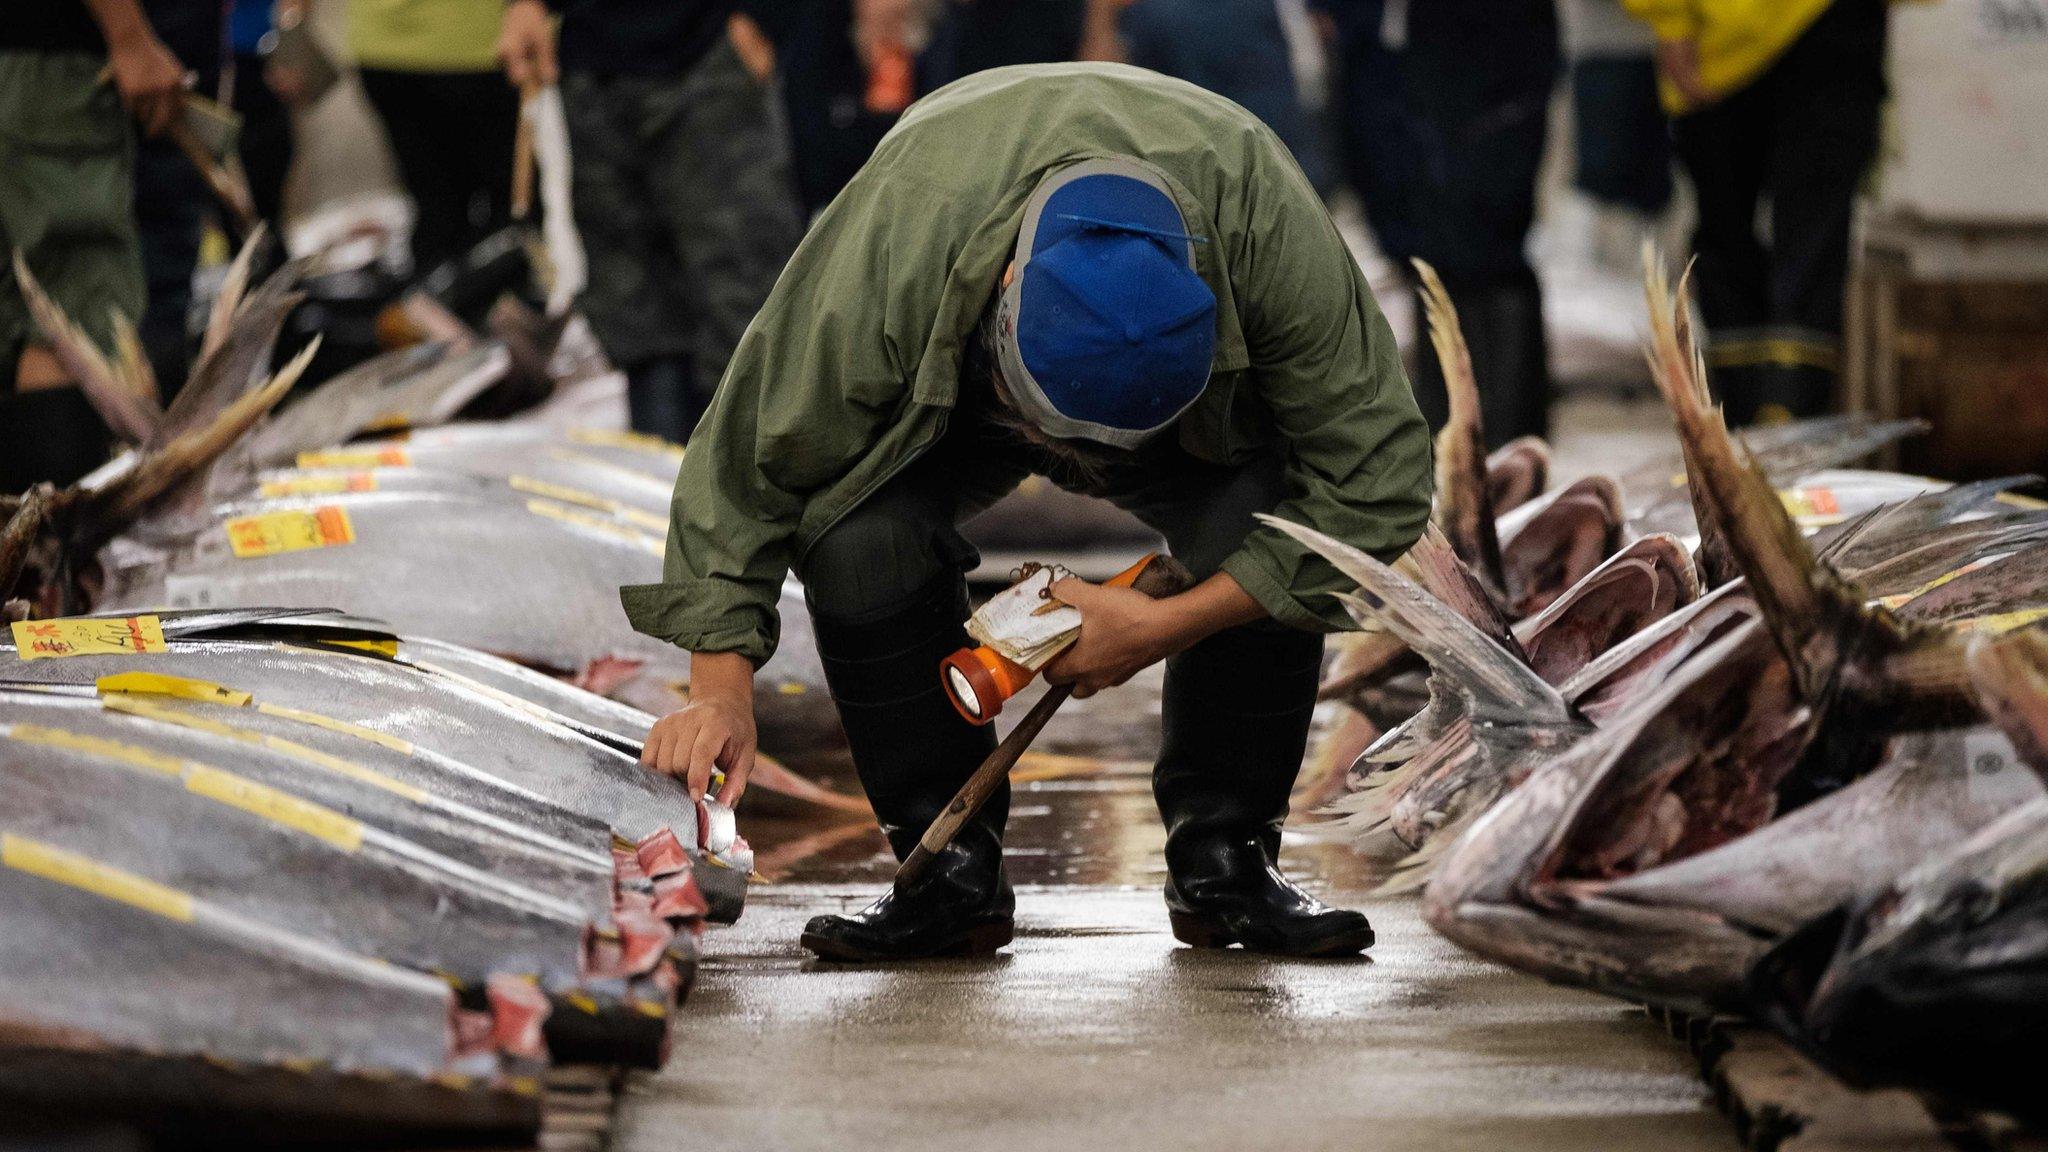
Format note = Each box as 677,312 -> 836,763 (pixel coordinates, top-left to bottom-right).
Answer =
0,635 -> 736,877
244,343 -> 509,466
95,486 -> 842,763
0,851 -> 534,1119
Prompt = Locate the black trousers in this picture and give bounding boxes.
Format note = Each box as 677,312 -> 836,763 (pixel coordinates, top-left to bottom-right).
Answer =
1672,0 -> 1887,426
1328,0 -> 1559,445
794,399 -> 1324,826
358,68 -> 519,276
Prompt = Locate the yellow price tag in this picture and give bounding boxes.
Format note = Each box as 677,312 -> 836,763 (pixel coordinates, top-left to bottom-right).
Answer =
1778,487 -> 1841,523
260,473 -> 378,498
525,499 -> 664,557
225,507 -> 356,558
296,446 -> 411,469
1965,606 -> 2048,636
2,833 -> 194,923
10,615 -> 167,660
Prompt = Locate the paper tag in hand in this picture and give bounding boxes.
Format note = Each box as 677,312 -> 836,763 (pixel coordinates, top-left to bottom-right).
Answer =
965,565 -> 1084,670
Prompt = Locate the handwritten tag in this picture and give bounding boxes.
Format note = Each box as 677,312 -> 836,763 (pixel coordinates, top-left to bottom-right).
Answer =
11,615 -> 168,660
568,427 -> 684,461
225,507 -> 356,558
1779,487 -> 1841,523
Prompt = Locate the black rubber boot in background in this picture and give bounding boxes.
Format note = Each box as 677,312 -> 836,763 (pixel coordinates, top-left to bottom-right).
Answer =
799,575 -> 1014,961
1155,621 -> 1375,957
1408,279 -> 1553,449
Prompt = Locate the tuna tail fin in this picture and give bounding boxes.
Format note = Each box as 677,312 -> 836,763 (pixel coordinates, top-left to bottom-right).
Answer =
12,253 -> 162,444
1259,514 -> 1572,725
1967,626 -> 2048,785
153,231 -> 305,452
1415,260 -> 1507,596
79,339 -> 319,538
1815,475 -> 2042,571
1644,253 -> 1971,716
1400,524 -> 1525,656
1644,252 -> 1862,702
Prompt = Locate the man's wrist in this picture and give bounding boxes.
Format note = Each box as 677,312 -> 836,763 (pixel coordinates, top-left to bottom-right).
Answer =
690,650 -> 756,702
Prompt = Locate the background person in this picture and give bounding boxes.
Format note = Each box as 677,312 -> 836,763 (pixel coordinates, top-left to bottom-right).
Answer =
498,0 -> 804,443
621,65 -> 1433,963
350,0 -> 518,276
1625,0 -> 1887,425
2,0 -> 185,490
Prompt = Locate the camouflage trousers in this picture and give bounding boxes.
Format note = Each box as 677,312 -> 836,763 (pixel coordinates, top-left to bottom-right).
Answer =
562,39 -> 803,389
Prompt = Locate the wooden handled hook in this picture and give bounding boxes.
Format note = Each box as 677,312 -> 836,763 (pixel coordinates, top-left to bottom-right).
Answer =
894,554 -> 1195,887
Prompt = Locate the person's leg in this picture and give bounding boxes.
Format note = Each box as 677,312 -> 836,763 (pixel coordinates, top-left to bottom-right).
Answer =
359,68 -> 465,275
648,38 -> 804,437
447,69 -> 519,253
0,51 -> 144,488
232,53 -> 293,226
1401,0 -> 1558,445
132,135 -> 210,399
559,71 -> 697,440
1097,451 -> 1373,956
793,441 -> 1031,961
1756,0 -> 1887,422
1672,75 -> 1774,424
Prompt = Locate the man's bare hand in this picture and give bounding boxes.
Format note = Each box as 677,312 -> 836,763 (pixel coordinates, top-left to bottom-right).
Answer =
1653,37 -> 1712,108
641,651 -> 758,805
107,32 -> 187,137
1041,577 -> 1182,699
498,0 -> 559,89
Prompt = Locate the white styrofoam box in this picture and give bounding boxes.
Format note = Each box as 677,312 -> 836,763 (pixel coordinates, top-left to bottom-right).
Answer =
1884,0 -> 2048,224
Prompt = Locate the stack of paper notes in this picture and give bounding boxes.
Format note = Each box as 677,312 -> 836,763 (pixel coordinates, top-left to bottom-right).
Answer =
964,564 -> 1085,670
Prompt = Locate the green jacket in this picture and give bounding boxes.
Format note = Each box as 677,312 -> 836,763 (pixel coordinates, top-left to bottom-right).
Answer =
622,63 -> 1433,668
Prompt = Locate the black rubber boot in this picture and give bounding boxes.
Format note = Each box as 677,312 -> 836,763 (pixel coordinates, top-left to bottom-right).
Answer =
1408,278 -> 1553,448
1156,623 -> 1375,957
799,575 -> 1014,961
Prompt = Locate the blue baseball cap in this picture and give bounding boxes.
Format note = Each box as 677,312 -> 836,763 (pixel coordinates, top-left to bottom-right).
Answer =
995,157 -> 1216,449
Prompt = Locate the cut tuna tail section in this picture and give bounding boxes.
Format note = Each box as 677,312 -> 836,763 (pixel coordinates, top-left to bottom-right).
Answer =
12,253 -> 161,443
1968,627 -> 2048,784
197,222 -> 265,367
1485,436 -> 1550,515
1259,515 -> 1571,725
1415,259 -> 1506,597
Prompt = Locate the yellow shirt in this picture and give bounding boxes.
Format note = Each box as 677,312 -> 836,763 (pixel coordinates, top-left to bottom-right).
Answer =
1621,0 -> 1835,112
348,0 -> 504,73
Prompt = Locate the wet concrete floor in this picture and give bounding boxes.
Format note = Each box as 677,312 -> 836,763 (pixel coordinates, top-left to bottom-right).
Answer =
615,668 -> 1732,1152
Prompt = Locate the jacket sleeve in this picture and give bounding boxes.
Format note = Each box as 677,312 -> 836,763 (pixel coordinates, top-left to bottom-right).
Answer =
1618,0 -> 1699,41
619,187 -> 925,668
1217,141 -> 1435,633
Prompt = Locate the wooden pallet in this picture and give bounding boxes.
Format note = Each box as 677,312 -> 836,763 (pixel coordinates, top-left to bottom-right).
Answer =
1643,1008 -> 2041,1152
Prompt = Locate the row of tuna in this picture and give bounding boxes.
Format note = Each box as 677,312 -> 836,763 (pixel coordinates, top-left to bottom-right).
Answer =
0,240 -> 849,1143
1284,258 -> 2047,1122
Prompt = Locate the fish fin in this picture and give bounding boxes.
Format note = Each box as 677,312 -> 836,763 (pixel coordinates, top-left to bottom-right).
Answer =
12,253 -> 162,444
1265,513 -> 1572,724
1644,251 -> 1907,702
1415,259 -> 1506,594
198,223 -> 264,366
1402,525 -> 1526,656
1370,815 -> 1472,895
155,244 -> 304,450
106,308 -> 160,415
83,338 -> 318,532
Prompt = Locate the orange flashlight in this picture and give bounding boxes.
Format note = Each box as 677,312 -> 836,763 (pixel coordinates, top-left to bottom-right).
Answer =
940,552 -> 1189,726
